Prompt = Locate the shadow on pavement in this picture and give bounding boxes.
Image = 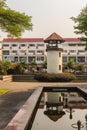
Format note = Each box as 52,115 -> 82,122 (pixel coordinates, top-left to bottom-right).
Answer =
0,90 -> 34,130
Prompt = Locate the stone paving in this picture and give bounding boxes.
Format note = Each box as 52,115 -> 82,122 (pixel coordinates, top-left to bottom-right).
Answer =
0,81 -> 87,92
0,81 -> 87,130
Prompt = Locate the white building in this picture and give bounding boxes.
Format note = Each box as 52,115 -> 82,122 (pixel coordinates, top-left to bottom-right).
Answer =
2,38 -> 46,64
62,38 -> 87,72
2,37 -> 87,71
0,42 -> 2,60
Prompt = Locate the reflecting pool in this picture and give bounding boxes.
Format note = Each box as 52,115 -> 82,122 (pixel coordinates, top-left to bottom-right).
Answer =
30,91 -> 87,130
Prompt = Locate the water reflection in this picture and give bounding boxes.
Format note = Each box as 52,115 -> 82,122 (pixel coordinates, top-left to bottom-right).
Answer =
69,107 -> 73,119
44,92 -> 65,122
30,91 -> 87,130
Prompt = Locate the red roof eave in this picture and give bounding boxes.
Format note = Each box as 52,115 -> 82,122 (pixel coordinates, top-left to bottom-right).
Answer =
3,38 -> 44,43
3,37 -> 85,43
64,38 -> 81,42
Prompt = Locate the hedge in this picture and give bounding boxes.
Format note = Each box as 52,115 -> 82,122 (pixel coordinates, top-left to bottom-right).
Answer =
34,72 -> 76,82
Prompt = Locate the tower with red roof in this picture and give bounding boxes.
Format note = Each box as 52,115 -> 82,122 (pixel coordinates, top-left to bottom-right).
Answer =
44,32 -> 64,73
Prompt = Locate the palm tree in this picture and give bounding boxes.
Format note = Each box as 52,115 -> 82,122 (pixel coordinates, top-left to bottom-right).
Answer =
41,60 -> 47,69
0,60 -> 12,75
76,64 -> 83,73
66,59 -> 75,72
30,61 -> 37,72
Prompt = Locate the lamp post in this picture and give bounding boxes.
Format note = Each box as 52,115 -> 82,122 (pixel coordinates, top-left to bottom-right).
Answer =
69,107 -> 72,119
85,114 -> 87,127
65,97 -> 68,108
77,120 -> 81,130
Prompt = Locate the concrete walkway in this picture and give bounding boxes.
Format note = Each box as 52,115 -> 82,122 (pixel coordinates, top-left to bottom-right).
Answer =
0,81 -> 87,92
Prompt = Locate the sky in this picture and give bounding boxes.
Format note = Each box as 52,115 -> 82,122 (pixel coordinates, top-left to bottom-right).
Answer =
1,0 -> 87,39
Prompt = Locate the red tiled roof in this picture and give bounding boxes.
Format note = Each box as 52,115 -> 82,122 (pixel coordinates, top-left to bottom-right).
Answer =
2,37 -> 84,43
3,38 -> 44,43
44,32 -> 64,42
64,38 -> 81,42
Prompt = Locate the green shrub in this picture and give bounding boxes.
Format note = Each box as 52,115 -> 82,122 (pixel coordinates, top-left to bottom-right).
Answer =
7,68 -> 15,75
7,64 -> 25,74
14,65 -> 25,74
0,70 -> 7,75
34,72 -> 76,82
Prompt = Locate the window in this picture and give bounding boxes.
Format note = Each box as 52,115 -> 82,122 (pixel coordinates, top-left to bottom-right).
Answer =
69,44 -> 76,46
59,52 -> 61,57
9,56 -> 15,62
37,57 -> 44,61
77,56 -> 85,63
62,43 -> 68,46
29,50 -> 35,55
70,50 -> 76,53
69,57 -> 76,62
3,50 -> 9,55
29,44 -> 35,47
12,50 -> 17,53
37,44 -> 44,47
3,44 -> 9,47
20,44 -> 26,47
37,50 -> 44,55
78,50 -> 85,53
20,50 -> 26,53
37,57 -> 41,61
37,50 -> 43,53
28,57 -> 35,63
41,57 -> 44,61
59,65 -> 61,70
3,56 -> 8,60
63,57 -> 67,63
19,57 -> 27,62
12,44 -> 17,47
14,57 -> 18,62
78,44 -> 85,46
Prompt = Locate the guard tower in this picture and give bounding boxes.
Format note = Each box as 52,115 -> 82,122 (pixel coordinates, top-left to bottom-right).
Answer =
44,32 -> 64,74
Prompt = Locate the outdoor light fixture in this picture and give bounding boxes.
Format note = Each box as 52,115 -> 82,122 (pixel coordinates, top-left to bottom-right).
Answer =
77,120 -> 81,130
85,114 -> 87,127
69,106 -> 73,119
71,120 -> 84,129
65,97 -> 68,108
85,114 -> 87,122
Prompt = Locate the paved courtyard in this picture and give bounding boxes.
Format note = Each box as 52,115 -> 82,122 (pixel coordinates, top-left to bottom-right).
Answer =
0,81 -> 87,130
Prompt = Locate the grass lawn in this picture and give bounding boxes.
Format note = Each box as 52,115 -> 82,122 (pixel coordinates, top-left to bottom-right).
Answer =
0,90 -> 9,96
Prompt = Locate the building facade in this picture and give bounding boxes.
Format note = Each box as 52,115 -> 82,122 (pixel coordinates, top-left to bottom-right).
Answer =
0,42 -> 2,60
2,38 -> 46,64
62,38 -> 87,72
2,37 -> 87,71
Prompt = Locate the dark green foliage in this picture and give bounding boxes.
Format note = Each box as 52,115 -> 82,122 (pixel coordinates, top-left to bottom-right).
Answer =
7,68 -> 15,75
71,5 -> 87,43
13,64 -> 25,74
41,60 -> 47,69
7,62 -> 27,75
30,61 -> 37,72
76,64 -> 83,72
0,0 -> 32,37
34,73 -> 76,82
66,59 -> 75,70
0,60 -> 12,75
